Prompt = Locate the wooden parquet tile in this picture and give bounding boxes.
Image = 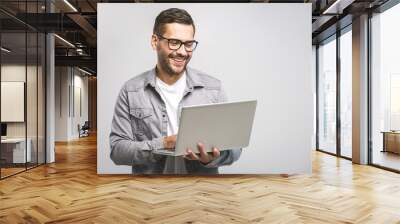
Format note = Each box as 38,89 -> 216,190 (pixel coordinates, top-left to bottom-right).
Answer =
1,134 -> 400,223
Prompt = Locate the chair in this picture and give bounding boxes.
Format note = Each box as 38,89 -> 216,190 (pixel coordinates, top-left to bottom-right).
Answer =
79,121 -> 90,138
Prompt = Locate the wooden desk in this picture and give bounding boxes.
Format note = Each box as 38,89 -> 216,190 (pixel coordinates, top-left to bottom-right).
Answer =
382,131 -> 400,154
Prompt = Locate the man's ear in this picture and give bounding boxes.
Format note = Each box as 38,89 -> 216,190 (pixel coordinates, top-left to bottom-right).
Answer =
151,34 -> 157,50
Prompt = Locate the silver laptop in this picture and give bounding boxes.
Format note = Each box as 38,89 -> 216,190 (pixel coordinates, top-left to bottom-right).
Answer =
153,100 -> 257,156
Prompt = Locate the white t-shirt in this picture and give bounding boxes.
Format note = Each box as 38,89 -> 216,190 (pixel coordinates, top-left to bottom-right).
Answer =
156,72 -> 187,136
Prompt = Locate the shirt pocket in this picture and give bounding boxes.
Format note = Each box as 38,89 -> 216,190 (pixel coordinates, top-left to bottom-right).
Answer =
129,108 -> 153,137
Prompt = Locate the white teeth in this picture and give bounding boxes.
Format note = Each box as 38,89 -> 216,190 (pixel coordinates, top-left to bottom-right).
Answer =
172,58 -> 185,62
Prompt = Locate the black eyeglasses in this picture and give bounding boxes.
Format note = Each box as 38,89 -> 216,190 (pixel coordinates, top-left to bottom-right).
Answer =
156,34 -> 198,52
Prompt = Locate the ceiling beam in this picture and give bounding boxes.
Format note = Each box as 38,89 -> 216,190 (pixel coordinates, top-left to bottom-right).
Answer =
67,13 -> 97,41
55,55 -> 96,70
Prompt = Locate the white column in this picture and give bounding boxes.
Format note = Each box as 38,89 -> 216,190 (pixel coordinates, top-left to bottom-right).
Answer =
45,0 -> 56,163
46,33 -> 55,163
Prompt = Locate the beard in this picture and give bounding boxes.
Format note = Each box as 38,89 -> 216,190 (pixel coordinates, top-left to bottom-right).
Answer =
157,50 -> 191,76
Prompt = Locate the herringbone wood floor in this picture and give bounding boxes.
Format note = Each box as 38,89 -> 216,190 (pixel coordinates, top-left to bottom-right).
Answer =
1,134 -> 400,224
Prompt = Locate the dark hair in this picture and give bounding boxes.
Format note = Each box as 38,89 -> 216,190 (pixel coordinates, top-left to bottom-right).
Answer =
153,8 -> 195,36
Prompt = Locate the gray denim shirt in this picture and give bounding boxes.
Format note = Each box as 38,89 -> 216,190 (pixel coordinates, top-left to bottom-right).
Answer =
109,67 -> 242,174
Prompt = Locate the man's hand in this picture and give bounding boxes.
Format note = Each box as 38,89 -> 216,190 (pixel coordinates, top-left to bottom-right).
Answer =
183,142 -> 221,164
163,135 -> 177,151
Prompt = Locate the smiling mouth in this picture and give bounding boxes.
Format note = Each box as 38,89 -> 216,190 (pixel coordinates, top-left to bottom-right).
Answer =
171,57 -> 186,62
170,57 -> 187,67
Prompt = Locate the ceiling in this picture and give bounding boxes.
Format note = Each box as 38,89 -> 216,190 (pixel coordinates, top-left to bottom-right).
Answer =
0,0 -> 393,75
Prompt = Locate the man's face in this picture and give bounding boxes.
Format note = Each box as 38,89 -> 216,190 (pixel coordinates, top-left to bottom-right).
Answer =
152,23 -> 195,76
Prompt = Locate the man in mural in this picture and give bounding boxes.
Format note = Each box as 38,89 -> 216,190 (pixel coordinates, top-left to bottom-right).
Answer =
109,8 -> 241,174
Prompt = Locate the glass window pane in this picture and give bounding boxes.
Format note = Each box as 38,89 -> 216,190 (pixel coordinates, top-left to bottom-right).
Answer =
27,31 -> 38,169
1,31 -> 27,177
340,29 -> 352,158
371,3 -> 400,171
318,37 -> 337,154
0,1 -> 46,179
25,0 -> 39,170
38,33 -> 45,165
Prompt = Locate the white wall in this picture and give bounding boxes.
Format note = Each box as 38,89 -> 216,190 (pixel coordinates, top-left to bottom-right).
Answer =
1,65 -> 38,138
55,66 -> 69,141
1,82 -> 25,122
98,3 -> 313,174
1,66 -> 26,125
55,67 -> 89,141
72,72 -> 89,138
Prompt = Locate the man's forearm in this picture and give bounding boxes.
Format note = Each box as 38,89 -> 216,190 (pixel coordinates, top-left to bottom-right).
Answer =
110,137 -> 164,166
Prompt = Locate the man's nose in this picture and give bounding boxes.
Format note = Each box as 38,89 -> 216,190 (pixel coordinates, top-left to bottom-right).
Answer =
175,44 -> 188,56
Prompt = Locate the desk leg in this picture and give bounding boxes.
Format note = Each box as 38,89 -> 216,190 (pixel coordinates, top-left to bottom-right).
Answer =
382,133 -> 386,153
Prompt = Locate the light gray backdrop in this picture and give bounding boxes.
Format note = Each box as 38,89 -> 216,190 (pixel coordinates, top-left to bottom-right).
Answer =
97,3 -> 313,174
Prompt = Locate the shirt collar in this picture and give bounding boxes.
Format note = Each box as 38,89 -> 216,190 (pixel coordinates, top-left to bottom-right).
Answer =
144,66 -> 205,89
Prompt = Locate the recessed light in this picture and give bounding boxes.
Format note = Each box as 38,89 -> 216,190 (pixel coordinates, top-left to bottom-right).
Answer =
63,0 -> 78,12
1,47 -> 11,53
78,67 -> 93,76
54,34 -> 75,48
